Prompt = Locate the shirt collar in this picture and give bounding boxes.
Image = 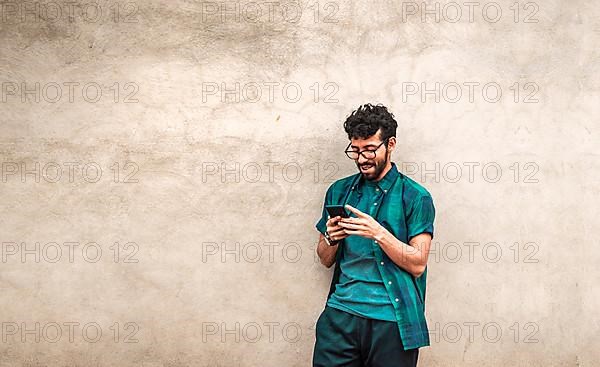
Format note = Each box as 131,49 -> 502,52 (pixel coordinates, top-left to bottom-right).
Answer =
353,161 -> 400,194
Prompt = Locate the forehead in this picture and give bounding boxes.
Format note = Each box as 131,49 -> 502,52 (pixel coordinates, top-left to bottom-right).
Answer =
350,131 -> 382,148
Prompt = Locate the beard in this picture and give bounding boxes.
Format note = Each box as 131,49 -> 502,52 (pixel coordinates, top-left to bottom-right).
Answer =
356,152 -> 389,181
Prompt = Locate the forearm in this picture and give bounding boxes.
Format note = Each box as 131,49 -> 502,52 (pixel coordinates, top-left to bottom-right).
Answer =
316,234 -> 338,268
374,227 -> 426,277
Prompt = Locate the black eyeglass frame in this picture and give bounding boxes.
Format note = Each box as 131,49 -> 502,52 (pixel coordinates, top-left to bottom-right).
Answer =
344,138 -> 389,160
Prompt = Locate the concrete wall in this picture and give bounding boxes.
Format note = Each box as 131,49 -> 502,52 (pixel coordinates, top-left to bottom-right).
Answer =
1,0 -> 598,366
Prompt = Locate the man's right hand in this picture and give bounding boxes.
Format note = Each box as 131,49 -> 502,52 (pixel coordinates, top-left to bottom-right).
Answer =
326,216 -> 350,244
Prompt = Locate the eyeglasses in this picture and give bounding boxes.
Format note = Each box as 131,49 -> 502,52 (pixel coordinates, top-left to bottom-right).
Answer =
345,140 -> 388,160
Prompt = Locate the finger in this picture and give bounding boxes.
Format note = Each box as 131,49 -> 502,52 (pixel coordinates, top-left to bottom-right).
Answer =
343,229 -> 365,236
330,221 -> 348,229
330,226 -> 345,233
341,218 -> 368,226
345,204 -> 367,218
338,222 -> 367,230
330,228 -> 347,237
330,231 -> 350,241
327,216 -> 341,225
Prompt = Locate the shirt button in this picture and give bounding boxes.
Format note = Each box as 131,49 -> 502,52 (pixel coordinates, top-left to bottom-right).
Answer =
376,188 -> 379,191
395,298 -> 399,302
388,281 -> 392,285
373,202 -> 377,206
380,261 -> 384,265
384,189 -> 387,193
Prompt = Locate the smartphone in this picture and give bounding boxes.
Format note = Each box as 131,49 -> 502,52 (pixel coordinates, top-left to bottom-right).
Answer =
326,205 -> 349,219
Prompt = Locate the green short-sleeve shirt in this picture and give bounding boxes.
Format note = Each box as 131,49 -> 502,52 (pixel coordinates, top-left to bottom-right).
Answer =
315,161 -> 436,350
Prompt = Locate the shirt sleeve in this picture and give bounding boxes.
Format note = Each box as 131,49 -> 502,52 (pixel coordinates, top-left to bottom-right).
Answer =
315,185 -> 333,235
407,194 -> 435,241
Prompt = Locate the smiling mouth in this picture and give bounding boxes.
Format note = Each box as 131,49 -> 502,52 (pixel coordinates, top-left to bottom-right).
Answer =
360,164 -> 374,172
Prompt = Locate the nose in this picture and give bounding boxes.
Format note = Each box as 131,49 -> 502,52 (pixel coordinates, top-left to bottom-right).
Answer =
357,154 -> 369,165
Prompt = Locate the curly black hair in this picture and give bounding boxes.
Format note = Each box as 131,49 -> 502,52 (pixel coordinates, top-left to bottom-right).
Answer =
343,103 -> 397,143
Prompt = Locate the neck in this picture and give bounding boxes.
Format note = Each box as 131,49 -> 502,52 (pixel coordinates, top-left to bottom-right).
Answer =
372,161 -> 393,182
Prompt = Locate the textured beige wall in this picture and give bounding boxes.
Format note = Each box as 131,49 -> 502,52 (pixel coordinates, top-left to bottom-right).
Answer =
1,0 -> 598,366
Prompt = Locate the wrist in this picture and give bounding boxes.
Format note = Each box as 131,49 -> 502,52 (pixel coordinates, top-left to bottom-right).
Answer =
373,224 -> 387,243
324,231 -> 339,246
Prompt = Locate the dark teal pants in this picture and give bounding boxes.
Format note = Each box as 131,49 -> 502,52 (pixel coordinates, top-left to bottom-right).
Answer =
312,306 -> 419,367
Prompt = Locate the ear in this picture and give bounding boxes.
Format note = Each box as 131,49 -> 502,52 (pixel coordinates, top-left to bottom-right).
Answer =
387,136 -> 396,152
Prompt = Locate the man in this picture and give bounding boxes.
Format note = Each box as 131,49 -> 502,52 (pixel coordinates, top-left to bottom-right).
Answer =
313,104 -> 436,367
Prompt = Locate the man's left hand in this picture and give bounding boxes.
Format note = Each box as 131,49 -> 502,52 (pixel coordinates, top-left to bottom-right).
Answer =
339,204 -> 386,241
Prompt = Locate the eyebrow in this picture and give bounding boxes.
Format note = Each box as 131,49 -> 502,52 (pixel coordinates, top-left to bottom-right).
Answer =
351,143 -> 379,149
